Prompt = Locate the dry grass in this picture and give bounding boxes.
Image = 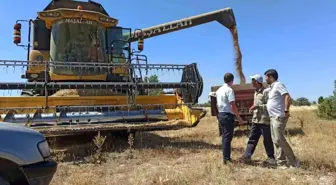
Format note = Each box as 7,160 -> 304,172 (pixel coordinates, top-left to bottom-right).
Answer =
49,106 -> 336,185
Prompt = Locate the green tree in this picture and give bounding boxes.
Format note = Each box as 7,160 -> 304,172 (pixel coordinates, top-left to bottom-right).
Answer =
144,75 -> 159,83
317,80 -> 336,119
143,74 -> 163,96
295,97 -> 311,106
334,80 -> 336,96
291,98 -> 298,106
318,96 -> 324,104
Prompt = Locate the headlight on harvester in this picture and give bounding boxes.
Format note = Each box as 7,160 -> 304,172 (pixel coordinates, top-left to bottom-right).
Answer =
37,140 -> 51,158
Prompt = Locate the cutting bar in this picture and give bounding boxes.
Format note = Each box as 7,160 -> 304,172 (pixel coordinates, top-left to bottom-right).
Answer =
1,109 -> 168,126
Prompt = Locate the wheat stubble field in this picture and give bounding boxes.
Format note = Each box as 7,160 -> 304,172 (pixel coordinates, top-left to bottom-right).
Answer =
49,106 -> 336,185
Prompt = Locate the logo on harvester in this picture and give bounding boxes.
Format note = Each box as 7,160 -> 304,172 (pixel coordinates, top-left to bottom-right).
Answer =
144,19 -> 192,37
64,18 -> 93,25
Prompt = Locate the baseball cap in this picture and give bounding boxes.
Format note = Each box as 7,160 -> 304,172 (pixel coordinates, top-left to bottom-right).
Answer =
249,74 -> 263,83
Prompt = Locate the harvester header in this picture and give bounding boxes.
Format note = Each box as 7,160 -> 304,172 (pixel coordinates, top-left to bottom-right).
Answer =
2,0 -> 245,137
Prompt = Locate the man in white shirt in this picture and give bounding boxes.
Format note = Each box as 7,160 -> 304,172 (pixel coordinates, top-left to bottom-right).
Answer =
213,73 -> 244,164
264,69 -> 300,169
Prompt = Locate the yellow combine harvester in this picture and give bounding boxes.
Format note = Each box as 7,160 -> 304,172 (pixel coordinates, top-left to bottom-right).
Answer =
1,0 -> 240,137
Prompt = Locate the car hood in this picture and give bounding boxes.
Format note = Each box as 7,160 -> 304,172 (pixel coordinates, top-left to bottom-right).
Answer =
0,122 -> 44,137
0,122 -> 46,165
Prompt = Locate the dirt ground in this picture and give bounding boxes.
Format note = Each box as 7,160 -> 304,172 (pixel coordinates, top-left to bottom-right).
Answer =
49,106 -> 336,185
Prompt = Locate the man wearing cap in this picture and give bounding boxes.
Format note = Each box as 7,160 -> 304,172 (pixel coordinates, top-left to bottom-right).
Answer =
239,74 -> 275,165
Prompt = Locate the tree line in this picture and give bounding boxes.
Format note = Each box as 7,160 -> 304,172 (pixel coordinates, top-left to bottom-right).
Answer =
317,80 -> 336,119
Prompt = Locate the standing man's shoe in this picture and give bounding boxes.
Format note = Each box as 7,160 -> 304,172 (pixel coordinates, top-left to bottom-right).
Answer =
238,156 -> 252,164
277,164 -> 289,170
289,160 -> 300,168
262,157 -> 276,166
223,159 -> 232,165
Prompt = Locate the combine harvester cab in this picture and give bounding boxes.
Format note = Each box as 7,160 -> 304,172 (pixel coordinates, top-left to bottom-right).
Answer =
2,0 -> 207,137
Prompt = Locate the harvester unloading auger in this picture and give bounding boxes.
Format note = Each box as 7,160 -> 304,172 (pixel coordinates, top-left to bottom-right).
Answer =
0,0 -> 245,137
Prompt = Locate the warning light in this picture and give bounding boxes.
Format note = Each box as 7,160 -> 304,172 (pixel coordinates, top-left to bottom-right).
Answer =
77,5 -> 83,10
13,23 -> 22,45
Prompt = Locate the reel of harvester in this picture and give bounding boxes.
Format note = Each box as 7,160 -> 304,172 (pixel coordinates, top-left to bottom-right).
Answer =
0,60 -> 206,137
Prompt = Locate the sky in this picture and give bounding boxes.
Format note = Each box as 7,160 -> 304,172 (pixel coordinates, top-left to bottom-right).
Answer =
0,0 -> 335,103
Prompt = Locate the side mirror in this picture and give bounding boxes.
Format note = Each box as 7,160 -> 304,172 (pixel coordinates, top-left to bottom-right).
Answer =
13,23 -> 22,45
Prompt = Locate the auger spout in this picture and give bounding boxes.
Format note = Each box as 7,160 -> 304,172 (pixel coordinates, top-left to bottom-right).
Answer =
130,7 -> 245,84
130,8 -> 236,41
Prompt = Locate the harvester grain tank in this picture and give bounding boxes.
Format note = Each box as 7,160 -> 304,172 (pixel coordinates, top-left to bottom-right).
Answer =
0,0 -> 244,137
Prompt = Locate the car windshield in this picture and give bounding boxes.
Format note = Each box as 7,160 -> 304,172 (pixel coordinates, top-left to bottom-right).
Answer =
50,18 -> 106,63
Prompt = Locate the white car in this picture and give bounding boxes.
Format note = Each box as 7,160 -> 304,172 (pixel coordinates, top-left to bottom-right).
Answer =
0,122 -> 57,185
